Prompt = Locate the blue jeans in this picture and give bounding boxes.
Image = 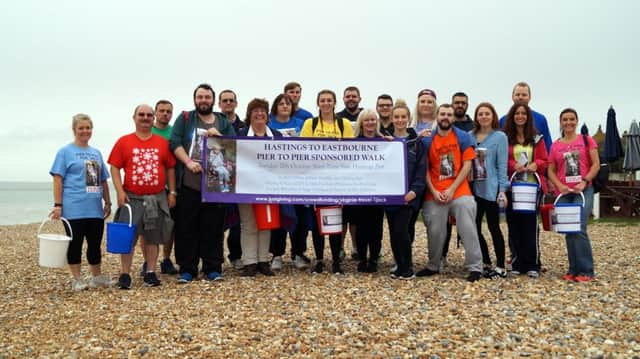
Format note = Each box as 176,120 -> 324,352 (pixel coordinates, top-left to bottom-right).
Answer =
556,186 -> 595,276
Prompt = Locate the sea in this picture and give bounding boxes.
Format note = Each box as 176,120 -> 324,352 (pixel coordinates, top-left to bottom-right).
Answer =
0,181 -> 117,225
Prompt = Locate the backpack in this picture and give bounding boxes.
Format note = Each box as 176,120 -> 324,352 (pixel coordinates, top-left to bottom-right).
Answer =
582,134 -> 609,193
312,116 -> 344,137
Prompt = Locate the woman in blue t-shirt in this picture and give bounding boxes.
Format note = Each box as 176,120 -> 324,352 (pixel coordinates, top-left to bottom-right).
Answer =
49,114 -> 112,291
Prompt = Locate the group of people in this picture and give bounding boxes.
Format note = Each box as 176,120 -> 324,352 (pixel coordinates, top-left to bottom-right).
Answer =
49,81 -> 598,291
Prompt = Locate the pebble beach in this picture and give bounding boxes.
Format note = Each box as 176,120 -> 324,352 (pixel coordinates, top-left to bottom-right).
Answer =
1,221 -> 639,358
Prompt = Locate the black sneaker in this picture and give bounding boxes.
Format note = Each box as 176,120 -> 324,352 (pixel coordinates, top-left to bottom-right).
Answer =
257,262 -> 275,276
311,261 -> 324,274
357,261 -> 368,273
332,262 -> 344,275
467,271 -> 482,282
143,272 -> 161,287
398,270 -> 416,280
240,264 -> 257,277
160,258 -> 178,275
416,267 -> 439,277
366,261 -> 378,273
118,273 -> 132,290
139,262 -> 147,277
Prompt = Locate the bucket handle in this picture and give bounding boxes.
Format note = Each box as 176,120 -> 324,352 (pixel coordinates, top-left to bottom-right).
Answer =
509,171 -> 541,186
38,216 -> 73,240
117,203 -> 134,228
553,192 -> 585,207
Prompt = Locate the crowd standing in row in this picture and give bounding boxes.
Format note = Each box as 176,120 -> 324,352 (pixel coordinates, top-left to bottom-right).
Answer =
49,81 -> 598,290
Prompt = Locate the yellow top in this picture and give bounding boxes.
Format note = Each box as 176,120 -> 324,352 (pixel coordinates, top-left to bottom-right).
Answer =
300,117 -> 354,138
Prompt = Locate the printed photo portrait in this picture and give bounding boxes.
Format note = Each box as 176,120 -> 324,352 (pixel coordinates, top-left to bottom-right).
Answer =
473,147 -> 487,180
439,153 -> 454,179
189,128 -> 208,162
205,137 -> 237,193
85,160 -> 100,187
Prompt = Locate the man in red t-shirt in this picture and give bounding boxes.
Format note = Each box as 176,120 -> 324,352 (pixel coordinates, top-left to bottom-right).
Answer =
109,104 -> 177,289
417,104 -> 483,282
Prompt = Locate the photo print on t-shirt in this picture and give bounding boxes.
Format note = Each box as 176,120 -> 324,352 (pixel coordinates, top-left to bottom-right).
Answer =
563,150 -> 581,183
473,147 -> 487,181
189,128 -> 208,162
85,160 -> 100,192
515,151 -> 529,182
439,153 -> 455,180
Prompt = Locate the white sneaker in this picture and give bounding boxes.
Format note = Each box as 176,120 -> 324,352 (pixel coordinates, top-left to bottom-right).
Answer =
89,275 -> 114,288
389,263 -> 398,274
439,257 -> 448,272
293,255 -> 310,269
232,259 -> 244,270
72,278 -> 88,291
527,270 -> 540,278
271,256 -> 283,270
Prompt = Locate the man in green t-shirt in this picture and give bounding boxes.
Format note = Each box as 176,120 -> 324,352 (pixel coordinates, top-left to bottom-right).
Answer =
149,99 -> 178,275
152,100 -> 173,140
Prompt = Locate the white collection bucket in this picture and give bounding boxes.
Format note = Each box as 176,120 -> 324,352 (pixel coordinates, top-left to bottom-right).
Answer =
510,172 -> 540,213
37,217 -> 72,268
553,192 -> 585,234
315,206 -> 342,235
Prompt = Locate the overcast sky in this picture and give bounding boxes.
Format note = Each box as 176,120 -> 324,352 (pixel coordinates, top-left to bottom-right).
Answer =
1,0 -> 638,181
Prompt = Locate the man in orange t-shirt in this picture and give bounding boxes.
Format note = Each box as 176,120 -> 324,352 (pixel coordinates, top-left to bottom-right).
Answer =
416,104 -> 483,282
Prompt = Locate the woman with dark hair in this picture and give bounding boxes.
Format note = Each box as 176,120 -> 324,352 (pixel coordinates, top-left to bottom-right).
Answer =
386,100 -> 425,279
300,89 -> 354,274
237,98 -> 283,277
49,114 -> 113,291
548,108 -> 598,282
267,93 -> 310,270
268,94 -> 304,137
352,109 -> 385,273
503,103 -> 548,278
469,103 -> 509,278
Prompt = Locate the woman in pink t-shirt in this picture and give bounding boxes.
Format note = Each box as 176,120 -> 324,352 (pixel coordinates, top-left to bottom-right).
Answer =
548,108 -> 600,282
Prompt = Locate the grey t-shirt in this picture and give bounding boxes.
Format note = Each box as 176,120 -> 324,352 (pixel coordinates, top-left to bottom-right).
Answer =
183,119 -> 216,191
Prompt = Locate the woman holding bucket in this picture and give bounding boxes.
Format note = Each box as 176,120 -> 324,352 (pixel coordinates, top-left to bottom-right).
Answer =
237,98 -> 283,277
469,103 -> 510,278
503,104 -> 548,278
547,108 -> 598,282
49,113 -> 113,291
300,89 -> 354,274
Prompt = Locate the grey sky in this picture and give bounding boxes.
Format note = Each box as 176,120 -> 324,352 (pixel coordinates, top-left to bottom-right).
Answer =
1,0 -> 638,181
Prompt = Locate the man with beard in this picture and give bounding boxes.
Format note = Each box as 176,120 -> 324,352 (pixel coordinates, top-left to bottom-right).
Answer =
452,92 -> 474,132
335,86 -> 364,260
218,90 -> 243,269
284,82 -> 313,120
336,86 -> 363,122
109,104 -> 177,289
417,104 -> 483,282
440,92 -> 473,269
376,94 -> 394,136
170,83 -> 235,283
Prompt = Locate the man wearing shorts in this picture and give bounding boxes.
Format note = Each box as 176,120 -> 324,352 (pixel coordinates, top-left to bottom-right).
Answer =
109,104 -> 177,289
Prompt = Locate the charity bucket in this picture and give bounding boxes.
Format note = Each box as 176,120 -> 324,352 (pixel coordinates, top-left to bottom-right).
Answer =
510,172 -> 540,213
316,206 -> 343,235
540,193 -> 555,231
107,204 -> 137,254
37,217 -> 72,268
252,203 -> 281,230
552,192 -> 585,234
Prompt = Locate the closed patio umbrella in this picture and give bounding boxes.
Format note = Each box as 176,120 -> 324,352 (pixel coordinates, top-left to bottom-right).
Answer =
604,106 -> 623,162
623,120 -> 640,172
581,123 -> 589,136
